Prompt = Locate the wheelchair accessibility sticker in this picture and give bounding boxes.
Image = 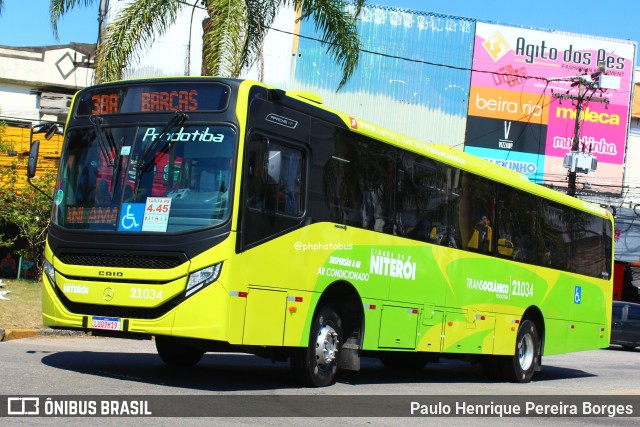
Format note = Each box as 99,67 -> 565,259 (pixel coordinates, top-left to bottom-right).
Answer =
574,286 -> 582,304
118,203 -> 144,232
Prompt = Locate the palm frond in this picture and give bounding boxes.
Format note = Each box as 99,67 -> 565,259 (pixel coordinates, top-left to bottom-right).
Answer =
292,0 -> 365,90
242,1 -> 279,77
202,0 -> 247,77
49,0 -> 97,41
94,0 -> 183,82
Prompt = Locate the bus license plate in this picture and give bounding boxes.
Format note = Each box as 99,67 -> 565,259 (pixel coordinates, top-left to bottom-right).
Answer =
91,316 -> 121,331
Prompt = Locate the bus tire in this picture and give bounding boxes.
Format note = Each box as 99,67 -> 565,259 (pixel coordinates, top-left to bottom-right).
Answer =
291,304 -> 343,387
155,336 -> 205,367
500,319 -> 540,383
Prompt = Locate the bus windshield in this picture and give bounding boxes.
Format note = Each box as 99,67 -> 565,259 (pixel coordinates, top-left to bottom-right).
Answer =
52,123 -> 236,233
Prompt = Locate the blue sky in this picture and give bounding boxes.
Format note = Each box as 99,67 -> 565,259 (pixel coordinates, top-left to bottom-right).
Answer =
0,0 -> 638,64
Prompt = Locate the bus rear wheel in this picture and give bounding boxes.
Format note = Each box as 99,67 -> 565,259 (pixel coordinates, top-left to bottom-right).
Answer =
291,304 -> 343,387
499,319 -> 540,383
155,336 -> 205,367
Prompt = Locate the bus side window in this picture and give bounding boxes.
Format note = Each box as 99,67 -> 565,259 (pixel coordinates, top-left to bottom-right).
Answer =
538,199 -> 570,271
246,140 -> 266,210
570,212 -> 605,278
497,185 -> 536,262
245,136 -> 304,216
275,147 -> 303,216
458,172 -> 495,255
402,156 -> 450,245
323,135 -> 393,233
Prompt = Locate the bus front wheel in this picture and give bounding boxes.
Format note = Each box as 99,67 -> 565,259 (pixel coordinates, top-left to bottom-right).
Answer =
291,304 -> 343,387
500,319 -> 540,383
155,336 -> 205,367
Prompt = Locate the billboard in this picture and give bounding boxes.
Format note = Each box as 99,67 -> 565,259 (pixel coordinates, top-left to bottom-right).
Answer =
465,22 -> 636,195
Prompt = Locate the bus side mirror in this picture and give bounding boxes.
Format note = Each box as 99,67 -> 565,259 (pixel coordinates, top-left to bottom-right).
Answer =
26,139 -> 52,201
30,122 -> 60,142
44,124 -> 57,140
27,140 -> 40,179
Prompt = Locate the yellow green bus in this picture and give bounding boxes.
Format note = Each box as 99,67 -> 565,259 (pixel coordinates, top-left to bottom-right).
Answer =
28,78 -> 614,387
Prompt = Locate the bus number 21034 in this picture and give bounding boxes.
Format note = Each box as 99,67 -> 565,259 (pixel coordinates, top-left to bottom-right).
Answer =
130,287 -> 163,300
512,280 -> 534,298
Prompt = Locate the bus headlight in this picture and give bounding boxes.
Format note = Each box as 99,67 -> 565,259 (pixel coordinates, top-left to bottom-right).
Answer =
43,259 -> 56,287
185,263 -> 222,297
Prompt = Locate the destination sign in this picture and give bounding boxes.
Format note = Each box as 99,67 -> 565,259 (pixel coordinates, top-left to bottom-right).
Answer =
76,82 -> 230,116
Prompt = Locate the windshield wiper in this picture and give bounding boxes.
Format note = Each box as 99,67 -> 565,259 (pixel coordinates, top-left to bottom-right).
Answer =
110,136 -> 125,200
138,111 -> 188,172
89,115 -> 115,167
132,111 -> 189,200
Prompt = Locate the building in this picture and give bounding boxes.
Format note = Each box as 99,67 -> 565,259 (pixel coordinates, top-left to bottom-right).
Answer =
612,70 -> 640,301
0,43 -> 95,185
613,70 -> 640,263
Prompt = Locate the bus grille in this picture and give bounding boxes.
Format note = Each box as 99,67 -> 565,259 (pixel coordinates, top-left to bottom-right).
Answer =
55,286 -> 181,320
57,253 -> 183,269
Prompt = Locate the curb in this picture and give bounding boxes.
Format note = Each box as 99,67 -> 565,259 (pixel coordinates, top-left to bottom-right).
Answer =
0,328 -> 40,341
0,327 -> 89,341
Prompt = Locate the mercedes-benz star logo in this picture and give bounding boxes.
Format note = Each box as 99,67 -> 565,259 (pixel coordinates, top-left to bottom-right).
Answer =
103,287 -> 114,301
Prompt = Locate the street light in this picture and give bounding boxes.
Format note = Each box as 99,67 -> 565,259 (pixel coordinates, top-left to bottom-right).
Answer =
184,1 -> 201,76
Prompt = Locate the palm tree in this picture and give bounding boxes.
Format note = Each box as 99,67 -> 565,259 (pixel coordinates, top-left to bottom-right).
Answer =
50,0 -> 366,90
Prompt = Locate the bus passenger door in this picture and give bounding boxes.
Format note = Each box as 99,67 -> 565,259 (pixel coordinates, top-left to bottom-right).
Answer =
240,135 -> 306,249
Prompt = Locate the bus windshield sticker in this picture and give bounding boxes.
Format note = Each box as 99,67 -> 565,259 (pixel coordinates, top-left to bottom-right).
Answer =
118,203 -> 144,232
142,197 -> 172,233
54,188 -> 63,206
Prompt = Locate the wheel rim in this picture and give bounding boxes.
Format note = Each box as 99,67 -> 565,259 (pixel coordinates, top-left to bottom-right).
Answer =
518,332 -> 534,371
315,323 -> 339,369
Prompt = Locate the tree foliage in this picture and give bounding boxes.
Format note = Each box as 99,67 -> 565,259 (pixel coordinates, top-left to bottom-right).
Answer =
0,116 -> 9,153
49,0 -> 366,90
0,160 -> 56,280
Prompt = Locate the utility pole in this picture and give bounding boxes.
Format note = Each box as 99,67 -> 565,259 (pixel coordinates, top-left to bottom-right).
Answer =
98,0 -> 110,46
184,1 -> 201,76
551,70 -> 610,197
